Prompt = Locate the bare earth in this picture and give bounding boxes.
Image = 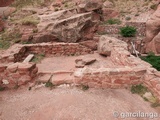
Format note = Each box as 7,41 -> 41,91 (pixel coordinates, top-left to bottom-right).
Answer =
0,86 -> 160,120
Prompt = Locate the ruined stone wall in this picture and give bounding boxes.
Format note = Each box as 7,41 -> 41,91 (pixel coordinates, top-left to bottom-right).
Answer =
0,44 -> 27,63
75,66 -> 146,88
98,22 -> 146,36
143,70 -> 160,100
0,62 -> 38,89
25,43 -> 93,56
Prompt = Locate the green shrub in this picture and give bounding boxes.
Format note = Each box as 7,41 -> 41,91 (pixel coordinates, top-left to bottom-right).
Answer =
120,26 -> 137,37
141,52 -> 160,71
125,16 -> 131,21
131,84 -> 148,95
104,18 -> 121,25
150,4 -> 158,10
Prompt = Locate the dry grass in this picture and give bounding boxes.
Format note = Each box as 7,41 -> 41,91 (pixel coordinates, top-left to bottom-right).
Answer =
11,0 -> 55,8
105,0 -> 156,18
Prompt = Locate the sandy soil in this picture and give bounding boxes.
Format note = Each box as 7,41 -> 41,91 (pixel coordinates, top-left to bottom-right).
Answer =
0,86 -> 160,120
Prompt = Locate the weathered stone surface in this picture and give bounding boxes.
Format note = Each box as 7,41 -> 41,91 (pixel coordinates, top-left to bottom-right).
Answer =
145,4 -> 160,53
79,40 -> 97,50
37,9 -> 98,42
102,8 -> 119,20
18,63 -> 36,72
0,64 -> 7,72
103,1 -> 114,8
77,0 -> 102,12
23,54 -> 34,63
98,36 -> 112,56
75,58 -> 96,68
7,63 -> 19,73
37,74 -> 52,83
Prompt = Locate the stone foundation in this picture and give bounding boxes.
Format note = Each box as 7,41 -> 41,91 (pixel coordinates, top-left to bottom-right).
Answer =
24,43 -> 93,57
0,62 -> 38,89
98,22 -> 146,36
74,67 -> 146,88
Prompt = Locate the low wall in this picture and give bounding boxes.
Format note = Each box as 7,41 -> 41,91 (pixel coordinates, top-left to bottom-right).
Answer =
75,66 -> 146,89
24,43 -> 93,57
0,62 -> 38,89
0,43 -> 93,63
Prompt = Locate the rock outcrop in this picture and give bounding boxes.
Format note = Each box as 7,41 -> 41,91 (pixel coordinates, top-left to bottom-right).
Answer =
37,0 -> 102,43
145,4 -> 160,54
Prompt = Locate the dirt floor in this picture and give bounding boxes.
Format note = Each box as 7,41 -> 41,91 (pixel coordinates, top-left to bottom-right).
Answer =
0,86 -> 160,120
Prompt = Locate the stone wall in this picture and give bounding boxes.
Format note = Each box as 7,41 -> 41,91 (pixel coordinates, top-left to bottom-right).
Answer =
0,62 -> 38,89
144,70 -> 160,100
24,43 -> 93,57
98,22 -> 146,37
0,44 -> 27,63
0,43 -> 93,63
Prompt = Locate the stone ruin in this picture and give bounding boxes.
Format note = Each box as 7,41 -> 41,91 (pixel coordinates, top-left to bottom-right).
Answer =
0,35 -> 160,101
1,0 -> 160,101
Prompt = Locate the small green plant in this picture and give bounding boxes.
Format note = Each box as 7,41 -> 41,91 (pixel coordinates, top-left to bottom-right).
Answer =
125,16 -> 131,21
135,14 -> 139,16
33,28 -> 38,33
131,84 -> 148,96
45,81 -> 55,88
54,8 -> 59,11
120,26 -> 137,37
81,84 -> 89,91
104,19 -> 121,25
151,102 -> 160,108
150,4 -> 158,10
0,40 -> 10,49
31,53 -> 45,63
0,86 -> 5,91
141,52 -> 160,71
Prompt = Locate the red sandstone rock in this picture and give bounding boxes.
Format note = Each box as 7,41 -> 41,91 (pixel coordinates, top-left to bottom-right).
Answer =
102,8 -> 119,20
103,1 -> 114,8
18,63 -> 36,72
145,4 -> 160,53
7,63 -> 19,73
18,75 -> 32,85
98,36 -> 112,56
0,64 -> 7,72
77,0 -> 102,12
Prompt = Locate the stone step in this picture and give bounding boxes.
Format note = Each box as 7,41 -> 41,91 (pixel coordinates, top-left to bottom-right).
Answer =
51,72 -> 74,85
36,72 -> 74,86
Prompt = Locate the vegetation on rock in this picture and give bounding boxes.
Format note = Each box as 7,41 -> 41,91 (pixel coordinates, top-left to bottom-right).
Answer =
120,26 -> 137,37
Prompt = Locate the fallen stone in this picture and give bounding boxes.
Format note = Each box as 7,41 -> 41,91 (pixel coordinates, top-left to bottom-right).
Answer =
75,57 -> 96,68
2,79 -> 9,85
23,54 -> 34,63
98,36 -> 112,56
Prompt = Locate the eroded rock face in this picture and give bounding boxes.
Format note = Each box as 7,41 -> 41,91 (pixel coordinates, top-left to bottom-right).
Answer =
37,8 -> 99,43
145,4 -> 160,54
77,0 -> 102,13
